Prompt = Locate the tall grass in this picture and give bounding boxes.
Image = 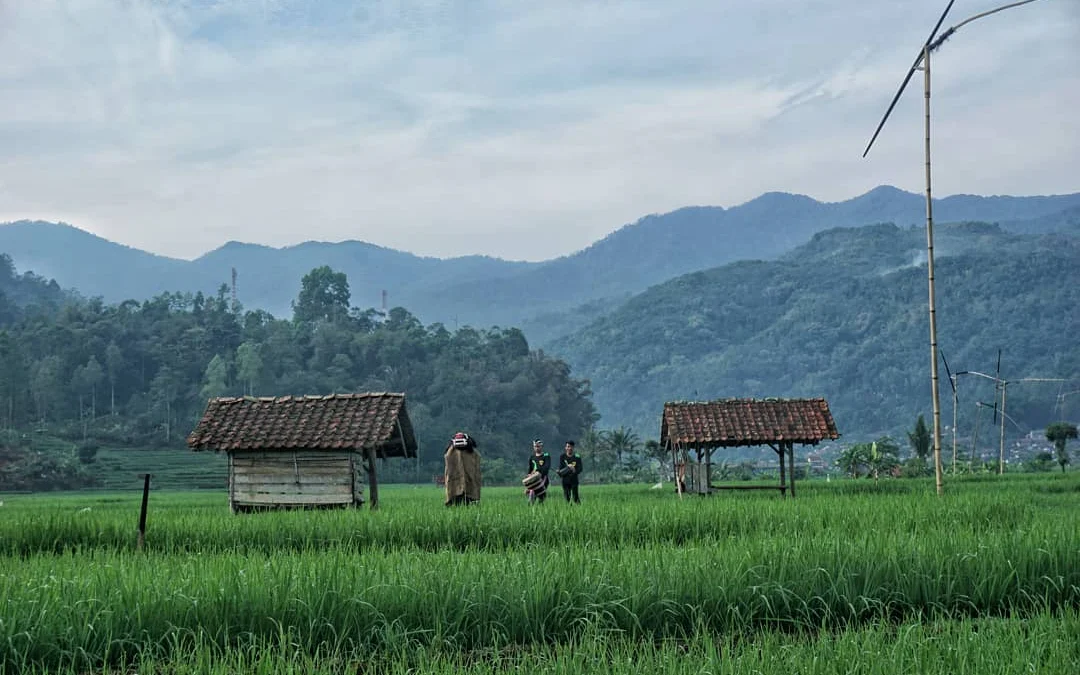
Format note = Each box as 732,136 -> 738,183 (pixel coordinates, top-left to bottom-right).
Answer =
1,474 -> 1077,672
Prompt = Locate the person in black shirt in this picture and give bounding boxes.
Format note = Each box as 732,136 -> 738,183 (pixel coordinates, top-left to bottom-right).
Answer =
558,440 -> 583,503
526,439 -> 551,504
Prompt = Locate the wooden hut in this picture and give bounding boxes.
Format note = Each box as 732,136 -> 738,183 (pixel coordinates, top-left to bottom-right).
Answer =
187,393 -> 417,512
660,398 -> 839,498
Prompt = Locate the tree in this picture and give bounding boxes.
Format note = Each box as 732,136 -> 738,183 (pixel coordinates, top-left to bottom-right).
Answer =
836,444 -> 869,478
80,356 -> 105,421
603,426 -> 640,467
1045,422 -> 1078,473
867,437 -> 901,479
149,367 -> 181,442
105,342 -> 123,416
200,355 -> 229,401
907,414 -> 931,460
236,342 -> 263,396
292,266 -> 351,324
0,331 -> 27,428
30,356 -> 62,423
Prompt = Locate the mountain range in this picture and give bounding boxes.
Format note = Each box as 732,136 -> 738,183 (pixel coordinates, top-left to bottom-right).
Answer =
2,184 -> 1080,441
3,185 -> 1080,346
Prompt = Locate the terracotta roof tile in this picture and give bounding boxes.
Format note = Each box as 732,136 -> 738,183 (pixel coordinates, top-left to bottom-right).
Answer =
186,393 -> 417,458
660,398 -> 840,448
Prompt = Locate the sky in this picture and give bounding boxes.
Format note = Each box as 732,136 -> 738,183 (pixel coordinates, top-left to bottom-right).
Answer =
0,0 -> 1077,262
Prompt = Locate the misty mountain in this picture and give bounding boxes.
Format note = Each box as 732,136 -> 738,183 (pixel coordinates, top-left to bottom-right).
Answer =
418,187 -> 1080,334
2,186 -> 1079,339
548,222 -> 1080,443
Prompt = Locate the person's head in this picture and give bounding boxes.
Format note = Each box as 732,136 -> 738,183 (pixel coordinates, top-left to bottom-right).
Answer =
532,439 -> 544,454
564,440 -> 575,455
452,432 -> 474,450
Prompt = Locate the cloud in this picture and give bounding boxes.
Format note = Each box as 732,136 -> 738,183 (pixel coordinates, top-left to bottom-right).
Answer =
0,0 -> 1077,261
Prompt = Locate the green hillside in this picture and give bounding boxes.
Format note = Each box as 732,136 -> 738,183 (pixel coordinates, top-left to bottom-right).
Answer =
550,223 -> 1080,442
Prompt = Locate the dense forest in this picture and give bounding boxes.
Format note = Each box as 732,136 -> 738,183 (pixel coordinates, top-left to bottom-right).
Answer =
0,258 -> 598,490
552,223 -> 1080,444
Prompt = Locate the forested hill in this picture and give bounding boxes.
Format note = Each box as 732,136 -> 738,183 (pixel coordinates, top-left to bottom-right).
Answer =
0,253 -> 70,323
3,186 -> 1079,341
549,223 -> 1080,442
0,266 -> 597,490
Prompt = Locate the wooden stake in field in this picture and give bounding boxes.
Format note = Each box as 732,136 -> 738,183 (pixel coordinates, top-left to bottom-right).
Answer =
136,473 -> 151,551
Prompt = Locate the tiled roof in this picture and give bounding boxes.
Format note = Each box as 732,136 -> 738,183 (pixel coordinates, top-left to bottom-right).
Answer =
187,393 -> 417,458
660,398 -> 840,448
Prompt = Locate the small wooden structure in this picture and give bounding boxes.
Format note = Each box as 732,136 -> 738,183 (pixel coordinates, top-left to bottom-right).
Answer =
660,398 -> 839,498
187,393 -> 417,512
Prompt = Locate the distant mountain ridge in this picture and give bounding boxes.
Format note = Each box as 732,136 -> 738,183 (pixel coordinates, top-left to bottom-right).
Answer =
2,185 -> 1079,337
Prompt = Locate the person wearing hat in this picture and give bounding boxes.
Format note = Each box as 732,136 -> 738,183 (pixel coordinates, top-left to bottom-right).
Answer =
444,432 -> 481,506
557,440 -> 583,503
525,439 -> 551,504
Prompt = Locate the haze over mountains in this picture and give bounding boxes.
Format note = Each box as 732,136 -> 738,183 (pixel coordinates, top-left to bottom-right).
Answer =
2,184 -> 1080,440
3,185 -> 1080,346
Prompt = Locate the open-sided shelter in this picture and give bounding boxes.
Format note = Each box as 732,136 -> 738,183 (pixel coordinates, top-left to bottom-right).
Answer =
660,398 -> 839,498
187,393 -> 417,511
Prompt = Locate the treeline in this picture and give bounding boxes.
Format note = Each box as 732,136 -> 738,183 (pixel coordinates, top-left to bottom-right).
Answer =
0,262 -> 598,485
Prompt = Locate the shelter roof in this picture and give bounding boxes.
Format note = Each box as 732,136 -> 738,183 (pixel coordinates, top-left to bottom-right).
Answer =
661,398 -> 840,449
187,393 -> 417,458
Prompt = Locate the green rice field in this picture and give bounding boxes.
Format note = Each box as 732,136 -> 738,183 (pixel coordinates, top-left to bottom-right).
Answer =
2,475 -> 1078,673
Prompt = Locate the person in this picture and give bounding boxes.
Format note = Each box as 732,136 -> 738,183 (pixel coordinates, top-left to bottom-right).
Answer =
525,438 -> 551,504
557,440 -> 583,503
444,432 -> 481,506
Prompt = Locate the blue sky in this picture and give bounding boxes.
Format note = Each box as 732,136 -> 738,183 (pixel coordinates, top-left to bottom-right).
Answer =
0,0 -> 1077,261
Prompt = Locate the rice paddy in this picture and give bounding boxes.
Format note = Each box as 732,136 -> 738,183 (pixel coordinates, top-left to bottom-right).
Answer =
2,475 -> 1078,673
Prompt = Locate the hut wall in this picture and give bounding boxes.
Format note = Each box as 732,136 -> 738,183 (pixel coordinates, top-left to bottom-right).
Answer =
686,462 -> 710,494
229,450 -> 363,507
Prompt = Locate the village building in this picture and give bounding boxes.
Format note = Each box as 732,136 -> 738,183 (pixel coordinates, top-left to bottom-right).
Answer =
187,392 -> 417,512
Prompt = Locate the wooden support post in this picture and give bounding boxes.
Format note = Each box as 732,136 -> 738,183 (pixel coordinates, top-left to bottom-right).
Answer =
365,447 -> 379,511
350,454 -> 358,507
672,441 -> 683,500
137,474 -> 151,551
228,453 -> 236,514
778,445 -> 786,495
704,445 -> 711,495
787,442 -> 796,499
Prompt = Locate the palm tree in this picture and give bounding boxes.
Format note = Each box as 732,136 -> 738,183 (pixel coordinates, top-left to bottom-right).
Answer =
603,426 -> 640,467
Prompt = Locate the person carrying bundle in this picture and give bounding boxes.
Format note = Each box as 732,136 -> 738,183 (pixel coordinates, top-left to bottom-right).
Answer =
444,432 -> 481,506
523,439 -> 551,504
557,440 -> 583,503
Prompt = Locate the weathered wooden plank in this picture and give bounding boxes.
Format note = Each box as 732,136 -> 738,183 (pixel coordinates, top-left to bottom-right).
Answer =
232,475 -> 352,488
232,482 -> 352,493
233,493 -> 353,505
231,451 -> 357,462
233,465 -> 351,478
234,483 -> 354,497
231,458 -> 351,469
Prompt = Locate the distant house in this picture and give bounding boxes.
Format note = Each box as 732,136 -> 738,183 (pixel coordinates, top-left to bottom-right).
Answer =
660,397 -> 840,498
187,393 -> 417,512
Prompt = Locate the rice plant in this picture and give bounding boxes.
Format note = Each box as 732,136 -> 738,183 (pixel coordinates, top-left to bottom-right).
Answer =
1,474 -> 1077,672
